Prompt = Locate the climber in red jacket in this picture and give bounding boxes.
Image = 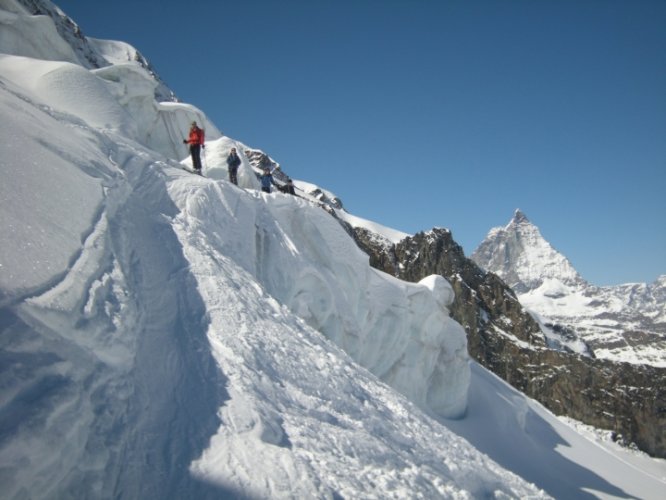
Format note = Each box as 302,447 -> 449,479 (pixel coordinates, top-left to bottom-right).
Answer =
183,121 -> 205,173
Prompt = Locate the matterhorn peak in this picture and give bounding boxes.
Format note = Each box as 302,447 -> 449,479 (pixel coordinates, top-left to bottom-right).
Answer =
510,208 -> 530,225
472,211 -> 585,293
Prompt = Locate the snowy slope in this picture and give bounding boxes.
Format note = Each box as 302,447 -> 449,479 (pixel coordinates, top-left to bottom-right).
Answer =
0,51 -> 532,498
1,1 -> 666,499
472,210 -> 666,366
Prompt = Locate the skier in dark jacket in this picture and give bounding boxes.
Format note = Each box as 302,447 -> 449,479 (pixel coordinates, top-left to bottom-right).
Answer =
183,121 -> 205,173
226,148 -> 241,185
259,168 -> 278,193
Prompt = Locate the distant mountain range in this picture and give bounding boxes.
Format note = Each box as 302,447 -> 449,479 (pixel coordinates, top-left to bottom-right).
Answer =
472,209 -> 666,367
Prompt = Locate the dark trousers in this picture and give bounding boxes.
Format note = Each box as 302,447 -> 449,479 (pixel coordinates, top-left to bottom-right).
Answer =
229,166 -> 238,185
190,144 -> 202,171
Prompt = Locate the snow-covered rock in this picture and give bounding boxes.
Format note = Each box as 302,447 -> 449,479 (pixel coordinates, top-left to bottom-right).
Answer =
472,209 -> 586,294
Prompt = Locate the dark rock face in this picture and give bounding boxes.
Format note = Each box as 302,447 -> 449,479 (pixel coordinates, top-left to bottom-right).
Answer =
244,149 -> 280,172
352,227 -> 666,458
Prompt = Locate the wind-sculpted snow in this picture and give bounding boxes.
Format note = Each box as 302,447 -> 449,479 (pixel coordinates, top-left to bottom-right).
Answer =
0,55 -> 220,163
167,173 -> 470,419
0,3 -> 80,64
163,172 -> 549,498
93,60 -> 222,160
0,72 -> 108,301
1,150 -> 229,499
0,55 -> 137,133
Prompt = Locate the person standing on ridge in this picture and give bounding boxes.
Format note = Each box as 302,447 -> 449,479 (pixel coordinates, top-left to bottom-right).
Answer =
226,147 -> 241,185
259,167 -> 278,193
183,121 -> 205,174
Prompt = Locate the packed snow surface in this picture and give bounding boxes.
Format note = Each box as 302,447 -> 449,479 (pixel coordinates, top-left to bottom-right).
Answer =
1,2 -> 666,499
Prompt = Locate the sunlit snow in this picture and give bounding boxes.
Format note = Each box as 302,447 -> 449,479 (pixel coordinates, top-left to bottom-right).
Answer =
1,2 -> 665,499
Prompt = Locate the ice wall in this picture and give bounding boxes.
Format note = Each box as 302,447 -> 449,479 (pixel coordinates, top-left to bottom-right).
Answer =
168,179 -> 471,417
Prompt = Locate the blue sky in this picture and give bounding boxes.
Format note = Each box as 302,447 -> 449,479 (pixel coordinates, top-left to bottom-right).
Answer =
57,0 -> 665,285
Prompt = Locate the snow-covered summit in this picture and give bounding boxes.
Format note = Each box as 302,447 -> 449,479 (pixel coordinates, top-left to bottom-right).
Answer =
510,207 -> 530,225
472,208 -> 586,294
473,210 -> 666,367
